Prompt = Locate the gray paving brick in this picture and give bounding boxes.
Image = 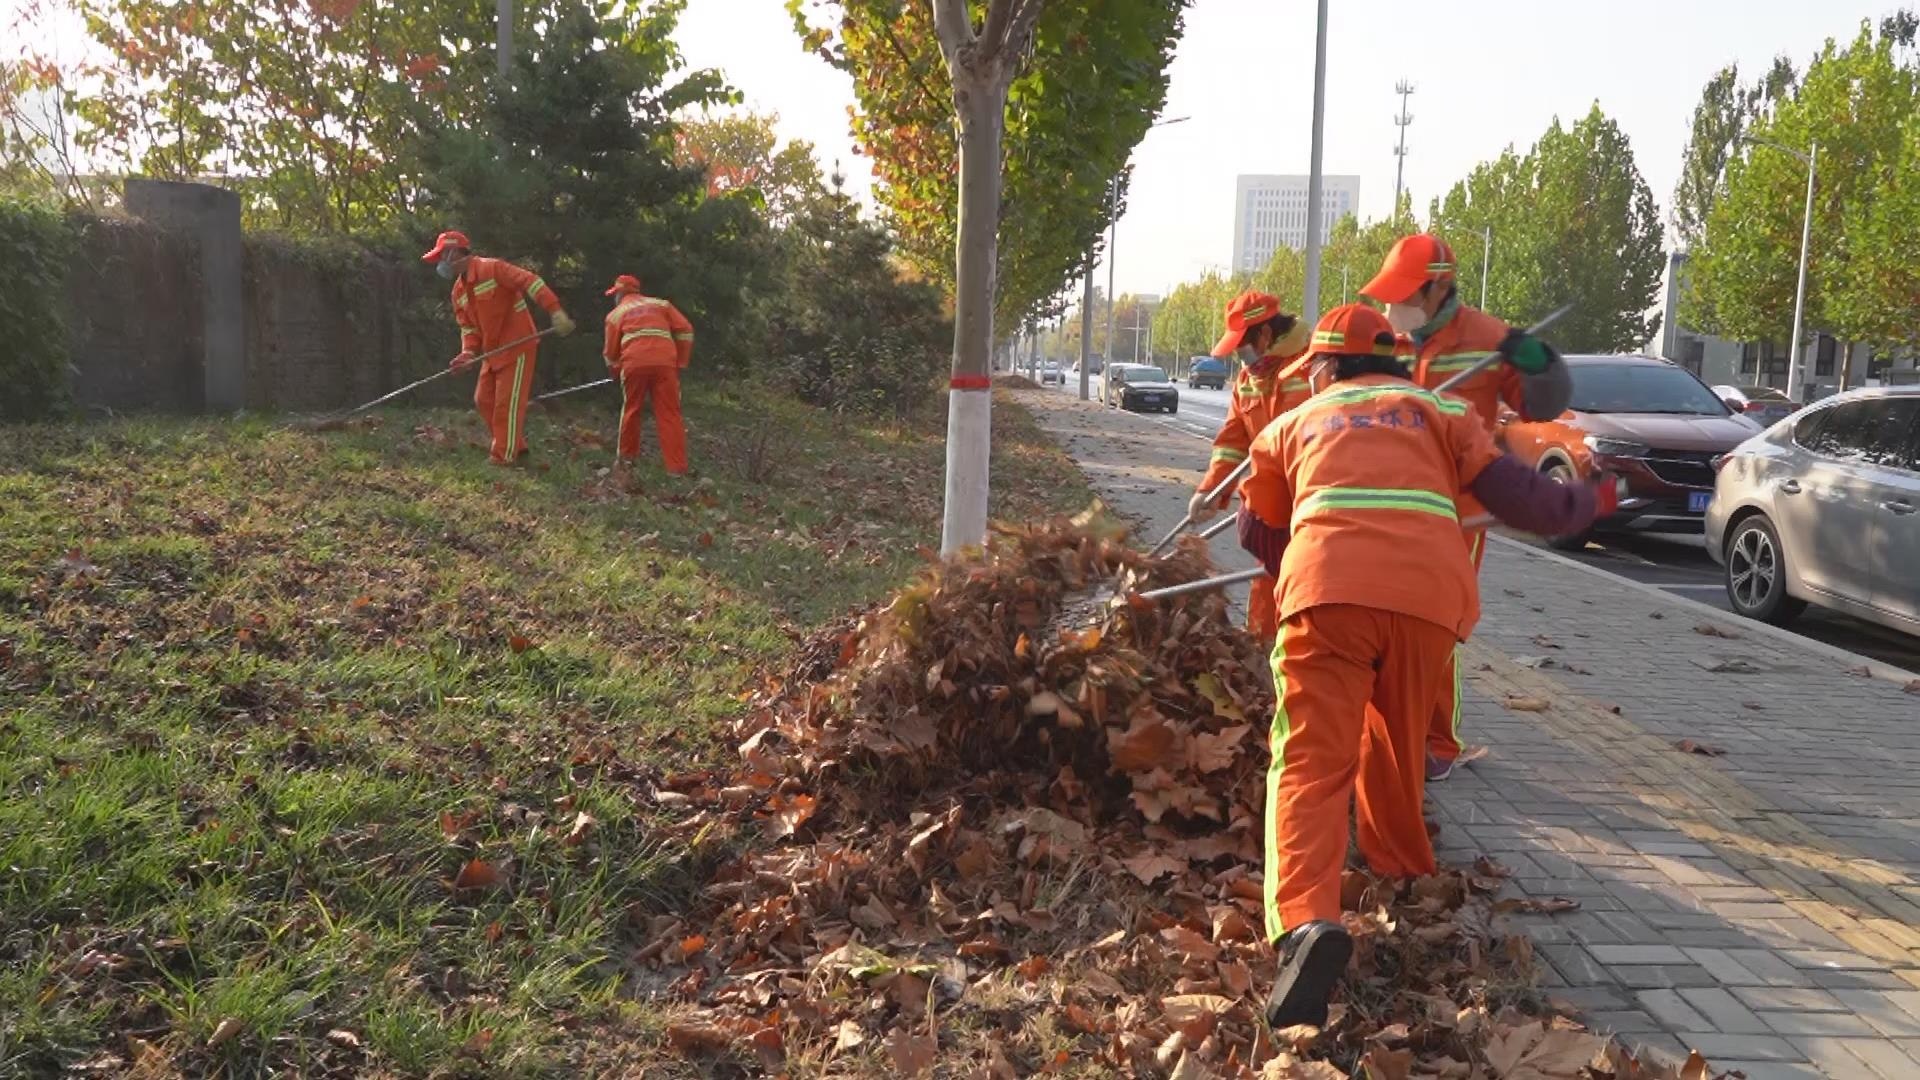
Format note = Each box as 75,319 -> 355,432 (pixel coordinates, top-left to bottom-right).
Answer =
1807,969 -> 1914,991
1790,1036 -> 1920,1079
1675,1032 -> 1806,1062
1541,944 -> 1617,987
1638,989 -> 1710,1031
1591,944 -> 1690,965
1733,987 -> 1848,1012
1697,1062 -> 1821,1080
1684,947 -> 1766,986
1587,1009 -> 1663,1034
1763,1011 -> 1881,1037
1784,949 -> 1893,972
1833,991 -> 1920,1037
1612,965 -> 1723,990
1679,987 -> 1773,1035
1725,950 -> 1817,988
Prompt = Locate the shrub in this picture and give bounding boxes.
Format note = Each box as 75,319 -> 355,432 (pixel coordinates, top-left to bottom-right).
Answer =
0,200 -> 73,419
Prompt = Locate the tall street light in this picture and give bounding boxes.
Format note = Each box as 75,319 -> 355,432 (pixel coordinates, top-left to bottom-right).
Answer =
1740,135 -> 1818,402
1301,0 -> 1330,319
1106,114 -> 1189,386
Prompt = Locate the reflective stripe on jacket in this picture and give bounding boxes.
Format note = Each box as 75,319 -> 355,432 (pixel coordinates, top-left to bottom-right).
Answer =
452,256 -> 561,366
1240,374 -> 1504,639
602,295 -> 695,371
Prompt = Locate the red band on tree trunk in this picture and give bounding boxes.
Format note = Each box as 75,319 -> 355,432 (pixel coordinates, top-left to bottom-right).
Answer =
949,375 -> 992,390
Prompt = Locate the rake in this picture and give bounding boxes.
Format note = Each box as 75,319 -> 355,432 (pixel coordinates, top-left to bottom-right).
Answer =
292,327 -> 557,431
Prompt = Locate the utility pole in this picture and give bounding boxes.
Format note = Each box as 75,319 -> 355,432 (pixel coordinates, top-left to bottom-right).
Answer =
1392,80 -> 1414,216
1078,262 -> 1094,401
1481,226 -> 1492,309
496,0 -> 512,79
1105,209 -> 1117,368
1302,0 -> 1330,319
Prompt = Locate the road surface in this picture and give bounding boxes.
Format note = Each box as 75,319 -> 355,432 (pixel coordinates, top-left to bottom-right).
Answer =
1039,378 -> 1920,673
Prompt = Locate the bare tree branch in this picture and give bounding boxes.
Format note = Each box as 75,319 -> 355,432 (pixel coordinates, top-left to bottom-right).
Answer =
1000,0 -> 1046,71
929,0 -> 973,68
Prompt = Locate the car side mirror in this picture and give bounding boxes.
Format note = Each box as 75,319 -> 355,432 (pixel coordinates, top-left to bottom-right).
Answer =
1721,397 -> 1743,412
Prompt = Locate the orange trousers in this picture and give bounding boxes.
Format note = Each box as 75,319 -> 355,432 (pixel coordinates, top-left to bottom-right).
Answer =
1248,573 -> 1278,643
474,348 -> 537,464
1264,604 -> 1456,942
1425,531 -> 1486,763
618,366 -> 687,474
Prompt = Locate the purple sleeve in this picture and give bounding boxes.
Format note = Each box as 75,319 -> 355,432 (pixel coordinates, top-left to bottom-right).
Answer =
1238,505 -> 1289,576
1469,454 -> 1597,536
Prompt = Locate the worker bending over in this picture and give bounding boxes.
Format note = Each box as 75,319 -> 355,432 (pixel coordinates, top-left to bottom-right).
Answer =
423,230 -> 576,466
1237,303 -> 1614,1029
1360,233 -> 1573,781
602,274 -> 695,475
1185,290 -> 1313,643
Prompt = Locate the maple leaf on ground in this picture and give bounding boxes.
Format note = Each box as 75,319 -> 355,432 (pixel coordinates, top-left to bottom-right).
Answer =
1501,695 -> 1550,713
1121,851 -> 1184,885
766,792 -> 817,838
452,858 -> 501,891
1673,739 -> 1726,757
1108,711 -> 1181,773
884,1027 -> 937,1076
1492,897 -> 1581,915
1187,724 -> 1250,773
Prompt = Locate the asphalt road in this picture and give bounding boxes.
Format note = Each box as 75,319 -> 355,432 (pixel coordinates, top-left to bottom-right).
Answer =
1038,377 -> 1920,674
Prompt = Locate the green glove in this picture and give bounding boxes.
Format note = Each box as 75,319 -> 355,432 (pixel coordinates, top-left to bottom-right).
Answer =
1498,329 -> 1559,376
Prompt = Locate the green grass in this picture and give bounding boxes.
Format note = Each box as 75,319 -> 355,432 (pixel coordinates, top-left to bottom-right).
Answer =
0,384 -> 1091,1078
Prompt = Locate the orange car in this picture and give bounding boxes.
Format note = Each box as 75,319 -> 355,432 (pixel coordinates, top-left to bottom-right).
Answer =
1496,354 -> 1762,550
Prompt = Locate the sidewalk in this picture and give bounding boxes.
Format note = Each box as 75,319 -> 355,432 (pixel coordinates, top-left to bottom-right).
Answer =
1012,387 -> 1920,1080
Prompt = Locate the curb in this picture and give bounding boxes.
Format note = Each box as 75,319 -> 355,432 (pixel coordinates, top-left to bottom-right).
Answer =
1486,533 -> 1920,690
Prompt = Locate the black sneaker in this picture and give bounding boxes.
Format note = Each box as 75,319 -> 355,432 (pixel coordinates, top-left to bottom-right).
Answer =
1265,920 -> 1353,1029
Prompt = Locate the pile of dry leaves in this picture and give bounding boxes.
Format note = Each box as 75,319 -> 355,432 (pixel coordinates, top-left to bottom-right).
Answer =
645,513 -> 1720,1078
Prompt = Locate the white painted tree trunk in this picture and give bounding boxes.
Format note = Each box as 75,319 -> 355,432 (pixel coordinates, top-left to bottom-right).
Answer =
939,77 -> 1005,556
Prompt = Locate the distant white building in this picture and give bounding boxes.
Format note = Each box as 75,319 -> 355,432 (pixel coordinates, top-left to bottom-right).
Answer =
1231,175 -> 1361,274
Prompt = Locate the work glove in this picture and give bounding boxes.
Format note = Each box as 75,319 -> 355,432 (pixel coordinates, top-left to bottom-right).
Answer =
1187,487 -> 1221,524
552,311 -> 577,337
1592,471 -> 1625,519
1496,328 -> 1560,376
449,351 -> 476,371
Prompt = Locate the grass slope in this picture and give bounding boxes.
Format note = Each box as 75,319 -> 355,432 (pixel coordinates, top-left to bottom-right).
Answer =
0,386 -> 1090,1078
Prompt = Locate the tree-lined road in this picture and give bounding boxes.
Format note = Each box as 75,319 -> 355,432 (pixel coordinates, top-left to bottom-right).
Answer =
1049,376 -> 1920,673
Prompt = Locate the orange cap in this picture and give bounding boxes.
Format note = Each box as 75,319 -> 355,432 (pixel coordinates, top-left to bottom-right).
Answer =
1359,233 -> 1456,305
604,274 -> 642,297
420,229 -> 470,262
1210,290 -> 1289,357
1308,303 -> 1400,359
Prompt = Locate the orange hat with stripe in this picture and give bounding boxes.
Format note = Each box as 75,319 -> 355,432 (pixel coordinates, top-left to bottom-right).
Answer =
604,274 -> 642,297
1307,303 -> 1400,360
1211,290 -> 1291,357
1359,233 -> 1456,305
420,229 -> 470,262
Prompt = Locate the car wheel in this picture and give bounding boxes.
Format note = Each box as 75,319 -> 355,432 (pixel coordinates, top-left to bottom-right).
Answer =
1541,459 -> 1594,551
1167,401 -> 1178,414
1725,514 -> 1807,626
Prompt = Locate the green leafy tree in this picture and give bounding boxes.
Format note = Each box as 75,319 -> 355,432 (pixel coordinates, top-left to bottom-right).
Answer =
675,110 -> 829,224
1672,58 -> 1796,251
1836,111 -> 1920,353
791,0 -> 1187,551
1431,105 -> 1665,352
1687,21 -> 1917,365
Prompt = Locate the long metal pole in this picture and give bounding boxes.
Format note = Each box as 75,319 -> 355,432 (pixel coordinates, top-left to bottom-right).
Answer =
1105,214 -> 1117,368
496,0 -> 512,78
1078,261 -> 1094,401
1301,0 -> 1330,319
1787,141 -> 1816,402
1481,226 -> 1492,309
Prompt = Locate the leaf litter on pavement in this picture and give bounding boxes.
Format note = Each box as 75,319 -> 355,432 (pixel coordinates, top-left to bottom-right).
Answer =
649,510 -> 1728,1078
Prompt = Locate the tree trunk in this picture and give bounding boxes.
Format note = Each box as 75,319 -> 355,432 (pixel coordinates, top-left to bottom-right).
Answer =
939,75 -> 1005,555
1838,338 -> 1854,392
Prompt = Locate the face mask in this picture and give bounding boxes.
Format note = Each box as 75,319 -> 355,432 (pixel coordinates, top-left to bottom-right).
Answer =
1385,302 -> 1426,334
1236,344 -> 1261,365
436,258 -> 457,280
1306,357 -> 1337,393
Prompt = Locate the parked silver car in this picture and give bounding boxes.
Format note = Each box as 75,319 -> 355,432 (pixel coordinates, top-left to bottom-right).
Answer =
1705,386 -> 1920,636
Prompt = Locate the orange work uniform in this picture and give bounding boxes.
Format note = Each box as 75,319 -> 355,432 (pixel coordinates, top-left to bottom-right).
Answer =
1200,351 -> 1311,641
602,291 -> 694,473
1240,371 -> 1503,942
453,257 -> 562,464
1401,300 -> 1519,763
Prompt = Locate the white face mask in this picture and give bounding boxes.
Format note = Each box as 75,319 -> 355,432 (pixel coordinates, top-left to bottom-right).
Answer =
1385,302 -> 1426,334
1236,344 -> 1261,365
1306,357 -> 1338,393
436,253 -> 462,280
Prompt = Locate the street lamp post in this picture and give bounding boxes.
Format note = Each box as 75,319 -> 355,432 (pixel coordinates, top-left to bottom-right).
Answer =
1301,0 -> 1330,318
1104,115 -> 1189,378
1740,135 -> 1818,401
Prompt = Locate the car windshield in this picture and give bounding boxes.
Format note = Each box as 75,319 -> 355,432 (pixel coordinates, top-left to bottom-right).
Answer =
1570,364 -> 1729,415
1126,366 -> 1169,382
1734,385 -> 1788,401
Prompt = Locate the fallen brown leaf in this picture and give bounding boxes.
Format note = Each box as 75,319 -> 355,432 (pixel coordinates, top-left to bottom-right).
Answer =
1492,896 -> 1581,915
1692,623 -> 1741,639
453,858 -> 501,891
1501,695 -> 1550,713
206,1017 -> 244,1049
884,1027 -> 937,1076
1673,739 -> 1726,757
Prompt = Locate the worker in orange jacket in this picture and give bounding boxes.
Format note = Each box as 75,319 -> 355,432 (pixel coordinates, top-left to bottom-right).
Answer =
1238,303 -> 1613,1029
1185,290 -> 1313,643
422,230 -> 576,465
602,274 -> 695,475
1359,233 -> 1572,781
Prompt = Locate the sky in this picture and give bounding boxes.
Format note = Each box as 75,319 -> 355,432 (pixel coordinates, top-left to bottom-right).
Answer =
677,0 -> 1903,299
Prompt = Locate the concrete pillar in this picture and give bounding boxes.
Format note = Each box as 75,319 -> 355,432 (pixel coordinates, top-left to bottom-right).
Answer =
125,179 -> 245,412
